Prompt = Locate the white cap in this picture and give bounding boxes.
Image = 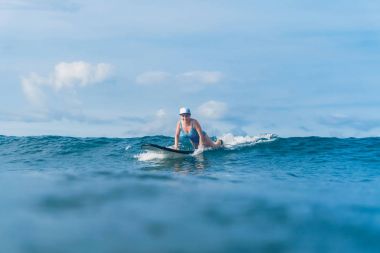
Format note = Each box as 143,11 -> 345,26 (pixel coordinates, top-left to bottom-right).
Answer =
179,107 -> 191,115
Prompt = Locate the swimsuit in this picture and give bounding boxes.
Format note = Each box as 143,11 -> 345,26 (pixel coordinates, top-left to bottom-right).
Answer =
180,120 -> 206,145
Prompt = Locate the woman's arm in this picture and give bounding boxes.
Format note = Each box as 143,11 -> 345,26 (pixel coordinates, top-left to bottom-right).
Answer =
174,121 -> 181,149
193,120 -> 205,148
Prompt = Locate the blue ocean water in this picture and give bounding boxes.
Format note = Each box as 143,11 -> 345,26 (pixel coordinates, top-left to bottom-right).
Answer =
1,134 -> 380,253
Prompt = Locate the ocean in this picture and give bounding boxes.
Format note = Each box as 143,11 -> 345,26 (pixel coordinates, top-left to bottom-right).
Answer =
0,134 -> 380,253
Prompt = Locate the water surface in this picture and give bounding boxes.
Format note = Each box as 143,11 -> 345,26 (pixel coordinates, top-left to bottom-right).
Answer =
0,134 -> 380,253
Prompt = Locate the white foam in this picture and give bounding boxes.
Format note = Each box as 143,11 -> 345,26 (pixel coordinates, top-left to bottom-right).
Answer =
134,151 -> 167,161
134,150 -> 188,161
219,133 -> 278,149
191,146 -> 211,156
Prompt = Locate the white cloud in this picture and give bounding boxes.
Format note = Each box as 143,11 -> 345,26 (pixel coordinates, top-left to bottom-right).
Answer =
177,71 -> 223,84
136,71 -> 171,85
122,108 -> 175,137
156,108 -> 167,118
21,72 -> 46,106
21,61 -> 113,105
52,61 -> 112,90
198,100 -> 228,120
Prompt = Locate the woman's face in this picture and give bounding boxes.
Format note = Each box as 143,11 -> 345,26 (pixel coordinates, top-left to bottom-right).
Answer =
180,113 -> 191,122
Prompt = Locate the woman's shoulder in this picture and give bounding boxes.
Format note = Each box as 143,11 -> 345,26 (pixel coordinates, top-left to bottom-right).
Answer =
191,118 -> 200,125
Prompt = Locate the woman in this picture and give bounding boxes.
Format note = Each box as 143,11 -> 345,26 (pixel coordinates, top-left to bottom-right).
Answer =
174,107 -> 223,150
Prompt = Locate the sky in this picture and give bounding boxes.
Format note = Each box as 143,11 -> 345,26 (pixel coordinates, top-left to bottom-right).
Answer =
1,0 -> 380,137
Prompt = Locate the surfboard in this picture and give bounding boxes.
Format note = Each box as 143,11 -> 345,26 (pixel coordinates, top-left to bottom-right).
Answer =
141,143 -> 194,155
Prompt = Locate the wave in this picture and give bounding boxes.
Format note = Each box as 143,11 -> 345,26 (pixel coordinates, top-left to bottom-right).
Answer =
220,133 -> 278,149
2,134 -> 379,164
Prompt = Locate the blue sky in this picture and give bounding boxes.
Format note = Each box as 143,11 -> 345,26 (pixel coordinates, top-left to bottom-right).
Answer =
1,0 -> 380,137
